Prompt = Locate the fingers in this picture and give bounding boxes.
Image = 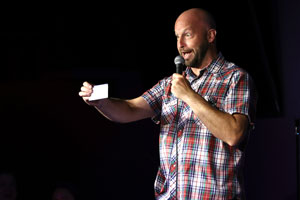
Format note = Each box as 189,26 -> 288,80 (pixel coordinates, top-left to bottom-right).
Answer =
172,73 -> 185,79
79,81 -> 93,97
172,73 -> 185,84
83,81 -> 93,88
171,73 -> 190,89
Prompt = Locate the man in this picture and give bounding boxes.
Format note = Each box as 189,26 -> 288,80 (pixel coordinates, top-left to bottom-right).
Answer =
79,8 -> 256,199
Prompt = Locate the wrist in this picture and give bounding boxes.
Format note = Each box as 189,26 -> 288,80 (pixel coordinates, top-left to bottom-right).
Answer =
183,89 -> 197,104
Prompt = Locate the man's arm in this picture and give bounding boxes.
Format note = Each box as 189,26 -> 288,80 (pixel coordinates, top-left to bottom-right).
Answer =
79,82 -> 155,123
171,74 -> 249,146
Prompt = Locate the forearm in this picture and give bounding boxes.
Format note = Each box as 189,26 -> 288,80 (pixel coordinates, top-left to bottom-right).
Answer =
183,91 -> 247,146
94,97 -> 154,123
93,98 -> 128,122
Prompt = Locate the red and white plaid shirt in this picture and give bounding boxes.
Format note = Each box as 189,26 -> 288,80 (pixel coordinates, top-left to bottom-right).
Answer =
142,53 -> 257,200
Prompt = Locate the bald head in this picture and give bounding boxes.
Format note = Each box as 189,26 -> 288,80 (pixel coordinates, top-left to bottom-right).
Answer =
175,8 -> 216,30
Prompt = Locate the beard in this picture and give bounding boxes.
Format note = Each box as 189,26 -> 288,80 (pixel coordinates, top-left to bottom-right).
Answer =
185,40 -> 209,68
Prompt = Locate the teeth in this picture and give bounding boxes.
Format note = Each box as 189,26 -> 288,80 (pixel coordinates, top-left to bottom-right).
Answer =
183,51 -> 192,59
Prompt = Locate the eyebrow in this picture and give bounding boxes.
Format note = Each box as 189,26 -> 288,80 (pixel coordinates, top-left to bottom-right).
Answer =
175,28 -> 192,37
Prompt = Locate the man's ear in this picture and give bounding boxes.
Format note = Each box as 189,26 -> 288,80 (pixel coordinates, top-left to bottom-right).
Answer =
207,29 -> 217,43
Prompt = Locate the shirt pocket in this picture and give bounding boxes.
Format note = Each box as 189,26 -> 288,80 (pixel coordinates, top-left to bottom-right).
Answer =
203,94 -> 225,111
160,97 -> 177,125
192,94 -> 225,125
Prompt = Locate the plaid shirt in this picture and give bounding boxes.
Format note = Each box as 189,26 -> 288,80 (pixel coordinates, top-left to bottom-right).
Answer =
142,53 -> 256,200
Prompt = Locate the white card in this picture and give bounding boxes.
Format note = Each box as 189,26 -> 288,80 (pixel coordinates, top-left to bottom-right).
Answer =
89,84 -> 109,101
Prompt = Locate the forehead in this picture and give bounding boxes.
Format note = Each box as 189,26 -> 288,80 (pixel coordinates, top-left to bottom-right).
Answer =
174,14 -> 206,34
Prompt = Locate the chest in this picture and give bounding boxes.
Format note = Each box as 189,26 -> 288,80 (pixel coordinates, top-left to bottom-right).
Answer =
160,73 -> 232,127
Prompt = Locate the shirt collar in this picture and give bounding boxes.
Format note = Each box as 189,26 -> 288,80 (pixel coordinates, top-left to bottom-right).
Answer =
185,52 -> 225,79
207,52 -> 225,74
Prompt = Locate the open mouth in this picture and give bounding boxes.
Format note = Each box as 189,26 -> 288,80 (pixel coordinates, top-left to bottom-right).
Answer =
182,50 -> 193,60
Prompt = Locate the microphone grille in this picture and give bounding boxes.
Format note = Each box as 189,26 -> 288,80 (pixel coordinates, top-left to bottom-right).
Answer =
174,55 -> 185,65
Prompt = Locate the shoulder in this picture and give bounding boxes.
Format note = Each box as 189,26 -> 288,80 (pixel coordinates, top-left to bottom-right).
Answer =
218,61 -> 251,81
155,75 -> 173,87
222,61 -> 247,74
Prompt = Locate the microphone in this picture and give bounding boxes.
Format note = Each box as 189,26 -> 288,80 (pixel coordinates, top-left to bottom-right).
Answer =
174,55 -> 185,74
173,55 -> 185,197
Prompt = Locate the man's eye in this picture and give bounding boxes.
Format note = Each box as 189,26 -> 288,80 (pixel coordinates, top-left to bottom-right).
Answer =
186,33 -> 191,37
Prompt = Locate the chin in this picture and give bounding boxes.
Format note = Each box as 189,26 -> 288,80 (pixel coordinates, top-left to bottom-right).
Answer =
184,59 -> 193,67
185,61 -> 196,68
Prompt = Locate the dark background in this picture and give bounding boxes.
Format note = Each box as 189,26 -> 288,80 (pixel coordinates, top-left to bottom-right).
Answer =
1,0 -> 299,199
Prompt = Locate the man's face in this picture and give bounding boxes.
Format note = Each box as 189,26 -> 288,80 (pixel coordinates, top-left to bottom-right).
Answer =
175,17 -> 209,68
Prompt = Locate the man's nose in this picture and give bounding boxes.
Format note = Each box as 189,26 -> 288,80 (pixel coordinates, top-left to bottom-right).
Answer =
177,37 -> 186,49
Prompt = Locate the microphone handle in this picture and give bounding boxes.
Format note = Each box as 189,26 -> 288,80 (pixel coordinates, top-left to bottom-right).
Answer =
176,64 -> 183,74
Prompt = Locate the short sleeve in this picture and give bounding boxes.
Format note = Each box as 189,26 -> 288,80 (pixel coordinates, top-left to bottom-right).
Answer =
222,70 -> 257,124
142,79 -> 166,124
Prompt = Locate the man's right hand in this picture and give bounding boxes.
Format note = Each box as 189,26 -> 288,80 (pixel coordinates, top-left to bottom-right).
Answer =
78,81 -> 101,106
